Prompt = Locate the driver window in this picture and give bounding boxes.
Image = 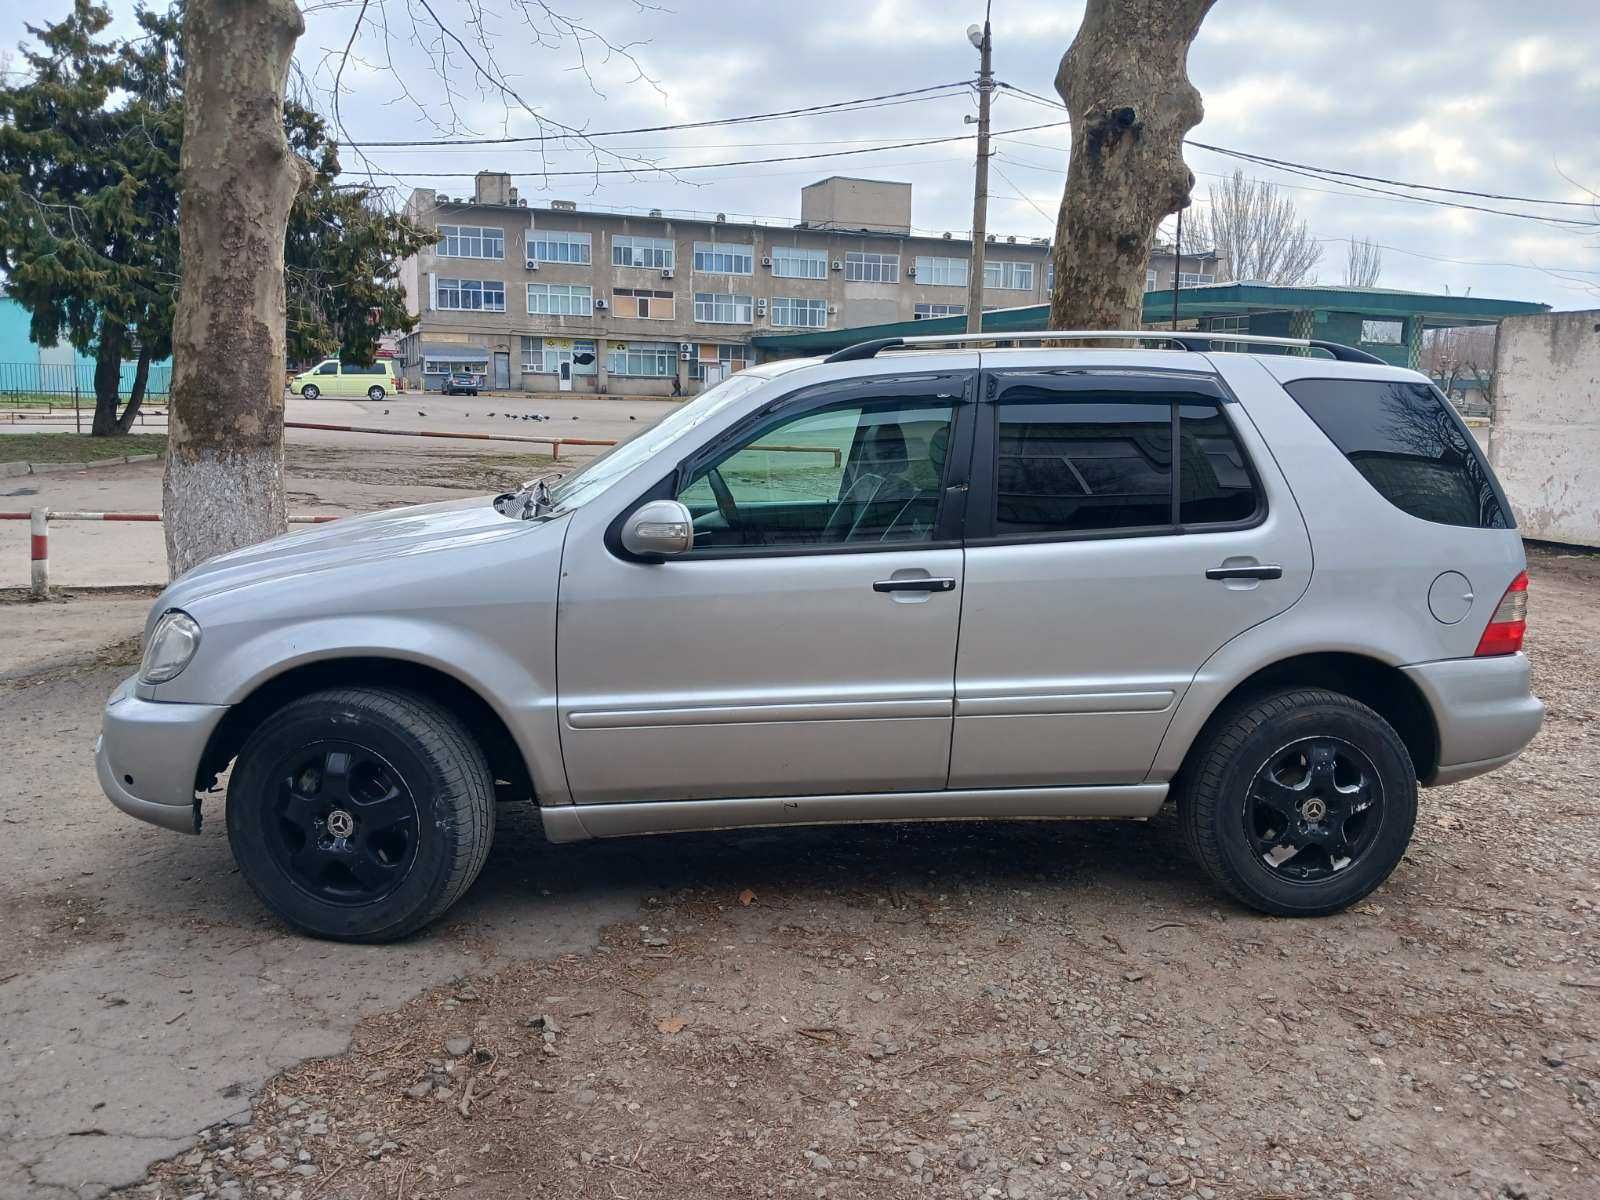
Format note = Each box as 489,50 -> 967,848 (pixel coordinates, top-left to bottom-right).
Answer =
678,398 -> 955,550
316,362 -> 339,375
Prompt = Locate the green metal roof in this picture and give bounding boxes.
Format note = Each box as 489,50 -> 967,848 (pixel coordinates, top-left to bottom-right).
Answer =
750,283 -> 1550,355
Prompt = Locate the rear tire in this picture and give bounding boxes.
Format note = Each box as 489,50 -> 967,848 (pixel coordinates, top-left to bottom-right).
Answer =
301,384 -> 319,401
226,687 -> 495,942
1177,687 -> 1416,917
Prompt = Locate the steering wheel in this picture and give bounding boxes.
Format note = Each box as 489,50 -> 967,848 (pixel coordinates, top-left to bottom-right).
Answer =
707,467 -> 741,531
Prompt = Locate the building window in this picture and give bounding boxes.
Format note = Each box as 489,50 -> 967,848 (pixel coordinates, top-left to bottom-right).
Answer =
770,246 -> 827,279
612,235 -> 675,271
913,303 -> 966,320
1178,272 -> 1215,287
983,260 -> 1035,290
1145,268 -> 1158,291
437,225 -> 505,260
422,357 -> 488,376
694,292 -> 754,324
522,336 -> 597,375
690,343 -> 750,381
525,283 -> 592,316
692,242 -> 754,274
529,230 -> 591,265
845,251 -> 899,283
1360,319 -> 1404,345
770,297 -> 827,328
1205,314 -> 1249,351
608,341 -> 676,377
914,256 -> 967,287
434,278 -> 505,312
613,288 -> 676,320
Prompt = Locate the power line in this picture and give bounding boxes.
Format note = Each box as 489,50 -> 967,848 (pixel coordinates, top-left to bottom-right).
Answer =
342,82 -> 976,148
379,120 -> 1069,179
994,80 -> 1598,228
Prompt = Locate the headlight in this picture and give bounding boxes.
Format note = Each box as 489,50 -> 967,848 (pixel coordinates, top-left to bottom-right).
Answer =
140,610 -> 202,684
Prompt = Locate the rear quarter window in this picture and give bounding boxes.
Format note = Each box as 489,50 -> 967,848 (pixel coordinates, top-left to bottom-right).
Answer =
1282,378 -> 1510,530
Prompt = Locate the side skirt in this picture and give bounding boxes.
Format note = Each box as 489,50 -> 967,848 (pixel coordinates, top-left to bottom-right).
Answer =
538,784 -> 1168,843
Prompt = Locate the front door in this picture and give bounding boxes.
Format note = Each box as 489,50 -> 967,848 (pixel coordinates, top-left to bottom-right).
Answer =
951,366 -> 1312,787
556,371 -> 975,803
557,361 -> 573,391
493,351 -> 510,390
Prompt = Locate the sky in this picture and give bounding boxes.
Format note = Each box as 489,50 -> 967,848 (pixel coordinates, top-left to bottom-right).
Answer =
5,0 -> 1600,308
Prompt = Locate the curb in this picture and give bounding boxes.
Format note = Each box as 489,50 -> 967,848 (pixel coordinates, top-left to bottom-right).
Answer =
0,453 -> 163,478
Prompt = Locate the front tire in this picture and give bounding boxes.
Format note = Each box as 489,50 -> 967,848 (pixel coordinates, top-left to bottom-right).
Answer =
1177,688 -> 1417,917
367,385 -> 386,402
301,384 -> 320,401
226,687 -> 495,942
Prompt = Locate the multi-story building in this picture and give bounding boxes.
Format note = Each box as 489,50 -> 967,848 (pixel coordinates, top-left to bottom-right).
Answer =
397,171 -> 1220,396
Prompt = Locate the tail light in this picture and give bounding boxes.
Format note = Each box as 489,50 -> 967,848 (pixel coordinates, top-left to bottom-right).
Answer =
1474,570 -> 1528,656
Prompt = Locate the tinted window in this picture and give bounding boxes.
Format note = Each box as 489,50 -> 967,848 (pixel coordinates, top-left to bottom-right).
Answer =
678,398 -> 955,549
996,392 -> 1172,533
1180,403 -> 1259,525
342,363 -> 388,375
1284,379 -> 1509,529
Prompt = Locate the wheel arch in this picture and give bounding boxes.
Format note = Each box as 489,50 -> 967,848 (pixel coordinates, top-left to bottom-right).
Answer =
195,657 -> 535,804
1165,651 -> 1440,787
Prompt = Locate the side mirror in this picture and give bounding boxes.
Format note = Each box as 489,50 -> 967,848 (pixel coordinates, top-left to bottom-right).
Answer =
620,499 -> 693,558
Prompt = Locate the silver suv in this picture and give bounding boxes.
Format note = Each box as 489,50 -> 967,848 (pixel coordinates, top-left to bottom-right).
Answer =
97,332 -> 1543,941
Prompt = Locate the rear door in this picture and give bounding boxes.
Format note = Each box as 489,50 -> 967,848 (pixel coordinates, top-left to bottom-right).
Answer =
950,365 -> 1312,787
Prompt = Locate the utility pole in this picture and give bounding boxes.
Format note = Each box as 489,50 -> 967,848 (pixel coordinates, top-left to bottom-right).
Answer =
965,9 -> 993,335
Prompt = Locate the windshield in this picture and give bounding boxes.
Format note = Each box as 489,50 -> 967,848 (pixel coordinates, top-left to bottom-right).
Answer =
541,373 -> 773,514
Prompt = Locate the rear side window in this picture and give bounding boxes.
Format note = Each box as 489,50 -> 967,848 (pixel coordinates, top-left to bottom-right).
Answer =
992,384 -> 1260,536
1283,379 -> 1509,529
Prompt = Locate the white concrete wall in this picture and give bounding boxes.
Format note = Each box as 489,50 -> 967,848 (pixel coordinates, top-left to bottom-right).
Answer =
1490,310 -> 1600,547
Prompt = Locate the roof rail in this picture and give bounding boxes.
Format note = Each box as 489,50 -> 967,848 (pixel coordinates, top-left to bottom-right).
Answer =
821,329 -> 1387,366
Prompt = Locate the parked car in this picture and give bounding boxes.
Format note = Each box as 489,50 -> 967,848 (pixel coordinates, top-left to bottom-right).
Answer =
290,359 -> 400,402
98,331 -> 1543,942
442,372 -> 481,396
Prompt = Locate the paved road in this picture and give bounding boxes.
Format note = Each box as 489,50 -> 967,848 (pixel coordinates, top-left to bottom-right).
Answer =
0,600 -> 648,1198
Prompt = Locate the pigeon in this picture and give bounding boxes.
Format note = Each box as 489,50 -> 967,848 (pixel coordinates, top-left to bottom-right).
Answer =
629,415 -> 636,421
417,410 -> 426,417
487,412 -> 495,418
383,409 -> 389,415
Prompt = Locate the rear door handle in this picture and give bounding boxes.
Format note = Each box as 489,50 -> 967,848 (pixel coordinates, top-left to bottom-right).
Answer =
1205,564 -> 1283,581
873,577 -> 957,593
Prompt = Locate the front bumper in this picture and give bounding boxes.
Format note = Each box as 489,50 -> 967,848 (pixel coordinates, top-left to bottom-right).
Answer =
1400,653 -> 1544,786
96,675 -> 229,833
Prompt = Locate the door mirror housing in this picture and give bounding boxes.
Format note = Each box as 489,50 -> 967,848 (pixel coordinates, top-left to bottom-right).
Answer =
621,499 -> 694,558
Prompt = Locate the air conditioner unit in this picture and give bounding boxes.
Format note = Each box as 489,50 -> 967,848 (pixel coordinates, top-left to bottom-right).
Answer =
906,266 -> 917,278
525,258 -> 538,270
755,299 -> 767,313
831,260 -> 843,271
827,304 -> 837,315
678,342 -> 693,354
679,350 -> 692,361
593,298 -> 609,311
760,256 -> 773,267
660,268 -> 674,279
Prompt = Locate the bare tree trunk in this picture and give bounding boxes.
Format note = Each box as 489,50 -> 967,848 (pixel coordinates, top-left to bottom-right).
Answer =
115,344 -> 152,434
164,0 -> 308,577
90,318 -> 125,437
1048,0 -> 1215,331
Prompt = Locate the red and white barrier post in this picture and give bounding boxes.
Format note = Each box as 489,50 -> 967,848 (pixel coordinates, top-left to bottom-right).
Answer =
30,506 -> 48,599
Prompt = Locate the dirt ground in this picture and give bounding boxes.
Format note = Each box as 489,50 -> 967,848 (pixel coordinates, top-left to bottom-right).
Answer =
25,547 -> 1570,1200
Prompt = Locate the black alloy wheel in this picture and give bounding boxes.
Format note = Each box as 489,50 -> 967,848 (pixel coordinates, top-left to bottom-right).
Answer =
1244,737 -> 1383,882
262,740 -> 419,906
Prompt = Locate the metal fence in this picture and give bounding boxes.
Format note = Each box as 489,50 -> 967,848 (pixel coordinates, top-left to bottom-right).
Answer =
0,360 -> 173,403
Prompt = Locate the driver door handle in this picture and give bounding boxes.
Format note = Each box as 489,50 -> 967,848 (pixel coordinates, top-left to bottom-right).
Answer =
1205,564 -> 1283,581
873,577 -> 957,593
